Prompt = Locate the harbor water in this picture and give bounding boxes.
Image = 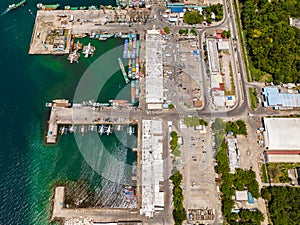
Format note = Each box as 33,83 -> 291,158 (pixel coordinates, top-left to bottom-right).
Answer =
0,0 -> 138,224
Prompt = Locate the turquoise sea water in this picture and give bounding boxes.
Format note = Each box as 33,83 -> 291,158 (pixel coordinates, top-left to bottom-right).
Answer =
0,1 -> 137,224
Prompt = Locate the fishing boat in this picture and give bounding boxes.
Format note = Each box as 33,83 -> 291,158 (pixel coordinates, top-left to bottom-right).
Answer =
67,50 -> 80,64
74,40 -> 83,50
82,42 -> 95,58
123,39 -> 129,58
64,5 -> 70,10
118,58 -> 130,83
98,125 -> 105,135
69,125 -> 75,133
136,40 -> 140,57
132,59 -> 136,79
135,80 -> 139,100
45,102 -> 53,107
132,37 -> 136,59
127,37 -> 132,59
127,126 -> 135,135
8,0 -> 26,10
106,125 -> 112,135
37,3 -> 60,10
81,125 -> 85,136
135,57 -> 139,78
88,5 -> 97,10
131,81 -> 135,104
60,126 -> 66,135
79,6 -> 87,10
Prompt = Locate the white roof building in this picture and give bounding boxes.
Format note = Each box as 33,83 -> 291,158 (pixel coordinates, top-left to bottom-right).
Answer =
264,117 -> 300,162
217,40 -> 229,50
140,120 -> 164,217
145,30 -> 164,108
264,118 -> 300,150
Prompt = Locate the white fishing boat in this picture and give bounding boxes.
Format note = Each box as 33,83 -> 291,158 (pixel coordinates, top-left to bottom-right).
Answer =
106,125 -> 112,135
98,125 -> 105,135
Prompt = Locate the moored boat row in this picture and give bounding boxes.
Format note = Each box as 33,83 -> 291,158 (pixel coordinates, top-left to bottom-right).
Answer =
59,124 -> 114,136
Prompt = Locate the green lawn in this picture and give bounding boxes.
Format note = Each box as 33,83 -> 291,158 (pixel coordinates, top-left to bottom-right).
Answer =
249,87 -> 259,110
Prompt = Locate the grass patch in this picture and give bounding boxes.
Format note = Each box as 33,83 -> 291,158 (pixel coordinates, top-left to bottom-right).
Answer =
224,62 -> 236,96
249,87 -> 259,110
261,164 -> 269,183
266,163 -> 300,183
183,116 -> 208,127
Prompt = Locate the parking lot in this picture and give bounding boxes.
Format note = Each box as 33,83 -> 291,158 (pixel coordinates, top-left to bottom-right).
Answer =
175,121 -> 222,224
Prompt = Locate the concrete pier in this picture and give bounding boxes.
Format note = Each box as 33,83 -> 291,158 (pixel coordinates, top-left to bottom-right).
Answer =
46,105 -> 139,144
51,186 -> 65,220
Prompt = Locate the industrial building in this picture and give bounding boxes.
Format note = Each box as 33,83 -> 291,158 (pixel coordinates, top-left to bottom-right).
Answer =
263,117 -> 300,162
206,39 -> 220,74
226,135 -> 240,173
262,86 -> 300,109
145,30 -> 164,109
140,120 -> 165,217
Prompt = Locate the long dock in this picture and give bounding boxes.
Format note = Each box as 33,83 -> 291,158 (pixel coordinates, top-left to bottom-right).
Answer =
46,105 -> 139,144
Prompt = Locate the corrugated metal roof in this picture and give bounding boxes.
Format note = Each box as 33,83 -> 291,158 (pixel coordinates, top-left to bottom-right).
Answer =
264,86 -> 279,94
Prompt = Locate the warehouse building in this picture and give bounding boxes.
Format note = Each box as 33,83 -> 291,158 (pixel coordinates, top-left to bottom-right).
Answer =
263,117 -> 300,162
262,86 -> 300,109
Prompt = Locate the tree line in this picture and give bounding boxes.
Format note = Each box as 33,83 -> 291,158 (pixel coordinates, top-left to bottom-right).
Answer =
262,186 -> 300,224
240,0 -> 300,83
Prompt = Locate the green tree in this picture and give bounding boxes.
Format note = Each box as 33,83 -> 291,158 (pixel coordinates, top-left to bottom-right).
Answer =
241,0 -> 300,83
183,10 -> 204,25
173,207 -> 186,225
170,171 -> 183,186
204,3 -> 224,22
168,103 -> 175,109
222,30 -> 231,38
261,188 -> 271,202
190,28 -> 197,35
164,26 -> 170,34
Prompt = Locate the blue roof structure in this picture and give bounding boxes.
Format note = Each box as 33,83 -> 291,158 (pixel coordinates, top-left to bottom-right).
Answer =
263,86 -> 300,108
171,7 -> 184,13
267,93 -> 282,106
264,86 -> 279,94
